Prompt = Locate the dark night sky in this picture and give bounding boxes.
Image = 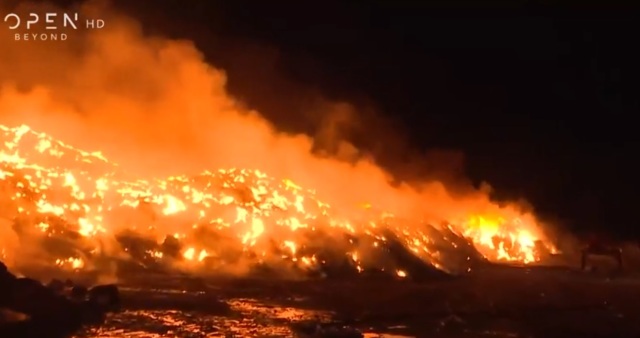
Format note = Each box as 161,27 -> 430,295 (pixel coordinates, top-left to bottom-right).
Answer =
61,1 -> 640,237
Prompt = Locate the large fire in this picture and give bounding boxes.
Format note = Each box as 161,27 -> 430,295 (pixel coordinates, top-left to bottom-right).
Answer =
0,124 -> 556,277
0,1 -> 558,279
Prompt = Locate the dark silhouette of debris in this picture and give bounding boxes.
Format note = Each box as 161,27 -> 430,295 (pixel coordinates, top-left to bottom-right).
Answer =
0,260 -> 121,338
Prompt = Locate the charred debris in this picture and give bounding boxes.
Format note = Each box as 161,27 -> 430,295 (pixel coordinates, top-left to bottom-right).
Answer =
0,260 -> 120,337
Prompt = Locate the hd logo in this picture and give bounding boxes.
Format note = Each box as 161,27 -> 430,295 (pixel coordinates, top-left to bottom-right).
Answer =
3,12 -> 105,41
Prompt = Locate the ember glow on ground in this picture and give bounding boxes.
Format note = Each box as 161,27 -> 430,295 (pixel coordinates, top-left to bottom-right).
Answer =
0,124 -> 557,276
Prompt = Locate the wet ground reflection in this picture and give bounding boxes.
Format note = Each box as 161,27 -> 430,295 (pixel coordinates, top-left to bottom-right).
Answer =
75,298 -> 338,337
66,265 -> 640,338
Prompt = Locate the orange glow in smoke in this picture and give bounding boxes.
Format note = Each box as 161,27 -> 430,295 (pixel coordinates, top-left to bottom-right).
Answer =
0,2 -> 558,277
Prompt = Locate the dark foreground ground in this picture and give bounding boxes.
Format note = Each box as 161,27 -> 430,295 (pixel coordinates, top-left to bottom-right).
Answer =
37,262 -> 637,338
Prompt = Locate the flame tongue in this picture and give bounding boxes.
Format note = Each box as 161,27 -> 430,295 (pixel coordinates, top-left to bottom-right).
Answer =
0,124 -> 556,276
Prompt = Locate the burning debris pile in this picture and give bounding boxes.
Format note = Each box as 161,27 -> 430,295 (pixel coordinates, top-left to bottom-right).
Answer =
0,124 -> 555,279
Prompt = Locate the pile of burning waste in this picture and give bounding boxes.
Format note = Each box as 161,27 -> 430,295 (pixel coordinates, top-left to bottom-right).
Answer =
0,124 -> 556,280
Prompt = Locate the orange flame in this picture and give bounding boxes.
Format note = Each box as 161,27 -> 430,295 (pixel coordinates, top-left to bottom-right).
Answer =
0,2 -> 558,277
0,124 -> 557,275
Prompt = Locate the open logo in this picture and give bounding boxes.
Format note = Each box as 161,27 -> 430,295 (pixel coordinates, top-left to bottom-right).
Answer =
3,12 -> 105,41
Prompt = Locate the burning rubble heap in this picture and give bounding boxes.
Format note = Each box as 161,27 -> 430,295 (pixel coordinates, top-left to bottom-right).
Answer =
0,124 -> 556,278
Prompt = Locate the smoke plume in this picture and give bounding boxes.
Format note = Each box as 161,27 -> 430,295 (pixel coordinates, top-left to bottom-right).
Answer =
0,1 -> 550,277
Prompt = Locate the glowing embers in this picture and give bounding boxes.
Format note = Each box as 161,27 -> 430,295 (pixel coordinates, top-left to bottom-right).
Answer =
0,124 -> 556,275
